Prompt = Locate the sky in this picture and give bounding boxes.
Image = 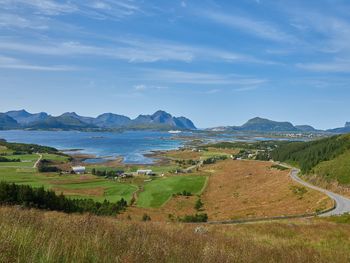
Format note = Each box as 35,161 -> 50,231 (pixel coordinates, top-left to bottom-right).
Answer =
0,0 -> 350,129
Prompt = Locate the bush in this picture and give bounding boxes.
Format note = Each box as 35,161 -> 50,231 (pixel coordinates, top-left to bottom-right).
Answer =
179,213 -> 208,223
176,190 -> 192,197
142,213 -> 151,221
195,199 -> 203,210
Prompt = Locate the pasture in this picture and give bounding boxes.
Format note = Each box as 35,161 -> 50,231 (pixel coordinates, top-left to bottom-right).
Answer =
137,175 -> 207,208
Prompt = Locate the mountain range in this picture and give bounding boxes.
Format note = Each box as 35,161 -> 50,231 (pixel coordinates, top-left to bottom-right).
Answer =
1,111 -> 350,133
208,117 -> 350,134
0,110 -> 196,131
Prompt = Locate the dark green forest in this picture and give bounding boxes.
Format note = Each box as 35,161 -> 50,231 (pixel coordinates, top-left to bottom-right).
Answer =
271,134 -> 350,173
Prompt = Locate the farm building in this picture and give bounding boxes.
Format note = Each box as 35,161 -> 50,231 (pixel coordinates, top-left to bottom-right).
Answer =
72,166 -> 86,174
136,169 -> 155,175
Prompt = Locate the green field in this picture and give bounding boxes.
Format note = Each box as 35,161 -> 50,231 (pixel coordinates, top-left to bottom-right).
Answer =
0,149 -> 208,205
0,165 -> 137,202
137,175 -> 207,208
0,143 -> 212,207
0,150 -> 137,202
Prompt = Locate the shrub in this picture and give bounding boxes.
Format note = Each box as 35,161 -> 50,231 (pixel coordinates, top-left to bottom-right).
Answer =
195,199 -> 204,211
179,213 -> 208,223
142,213 -> 151,221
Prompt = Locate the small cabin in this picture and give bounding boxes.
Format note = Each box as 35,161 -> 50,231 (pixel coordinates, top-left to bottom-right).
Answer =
72,166 -> 86,174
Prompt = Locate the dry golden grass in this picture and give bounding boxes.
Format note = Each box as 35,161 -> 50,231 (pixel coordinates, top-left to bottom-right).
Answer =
52,186 -> 105,197
1,206 -> 350,263
201,160 -> 333,220
163,149 -> 202,160
120,195 -> 199,221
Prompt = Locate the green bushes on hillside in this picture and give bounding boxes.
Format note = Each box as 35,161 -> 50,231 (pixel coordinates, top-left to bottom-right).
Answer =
0,156 -> 20,162
0,140 -> 59,154
271,135 -> 350,173
0,181 -> 127,216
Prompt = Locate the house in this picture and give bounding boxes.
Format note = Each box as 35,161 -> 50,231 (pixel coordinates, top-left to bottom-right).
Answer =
120,173 -> 133,178
72,166 -> 86,174
137,169 -> 154,175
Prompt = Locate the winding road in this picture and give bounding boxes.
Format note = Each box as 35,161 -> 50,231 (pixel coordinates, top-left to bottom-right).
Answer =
290,168 -> 350,217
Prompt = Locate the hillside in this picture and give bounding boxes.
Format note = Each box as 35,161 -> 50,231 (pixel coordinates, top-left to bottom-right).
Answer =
28,115 -> 97,130
1,206 -> 350,263
0,110 -> 196,131
240,117 -> 298,132
271,134 -> 350,188
327,122 -> 350,133
6,109 -> 48,124
295,125 -> 317,132
210,117 -> 318,133
0,114 -> 18,129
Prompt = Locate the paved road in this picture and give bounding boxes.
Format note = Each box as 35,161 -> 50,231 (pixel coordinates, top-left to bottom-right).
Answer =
290,168 -> 350,217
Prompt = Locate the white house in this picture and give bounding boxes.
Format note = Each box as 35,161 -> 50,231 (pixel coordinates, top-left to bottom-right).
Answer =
72,166 -> 86,174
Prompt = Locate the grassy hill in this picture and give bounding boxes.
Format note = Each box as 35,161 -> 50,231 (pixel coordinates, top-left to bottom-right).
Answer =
271,134 -> 350,186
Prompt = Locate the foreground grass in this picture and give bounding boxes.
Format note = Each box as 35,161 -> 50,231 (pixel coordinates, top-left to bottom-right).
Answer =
1,206 -> 350,263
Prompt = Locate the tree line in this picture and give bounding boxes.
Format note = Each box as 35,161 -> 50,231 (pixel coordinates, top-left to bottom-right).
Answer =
0,156 -> 20,162
0,181 -> 127,216
271,135 -> 350,173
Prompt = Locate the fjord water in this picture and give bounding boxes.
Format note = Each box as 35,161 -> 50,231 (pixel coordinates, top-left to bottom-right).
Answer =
0,130 -> 183,164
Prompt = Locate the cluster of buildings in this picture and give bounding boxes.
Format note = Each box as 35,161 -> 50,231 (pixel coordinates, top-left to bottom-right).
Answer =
71,166 -> 157,177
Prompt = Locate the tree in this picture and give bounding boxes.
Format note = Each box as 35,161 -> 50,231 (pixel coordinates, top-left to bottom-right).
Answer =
195,198 -> 203,211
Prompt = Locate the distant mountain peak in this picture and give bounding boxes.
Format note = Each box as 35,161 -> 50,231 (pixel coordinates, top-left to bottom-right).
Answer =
0,109 -> 196,130
239,117 -> 297,132
60,112 -> 79,117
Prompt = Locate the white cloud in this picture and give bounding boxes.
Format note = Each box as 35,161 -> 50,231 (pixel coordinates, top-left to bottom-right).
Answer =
202,10 -> 297,43
141,69 -> 267,86
0,0 -> 77,15
204,89 -> 220,94
134,84 -> 168,91
0,0 -> 140,19
0,55 -> 78,71
0,36 -> 278,65
0,13 -> 49,29
296,59 -> 350,73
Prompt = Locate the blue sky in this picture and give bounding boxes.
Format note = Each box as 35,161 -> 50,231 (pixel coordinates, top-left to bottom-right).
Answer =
0,0 -> 349,129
